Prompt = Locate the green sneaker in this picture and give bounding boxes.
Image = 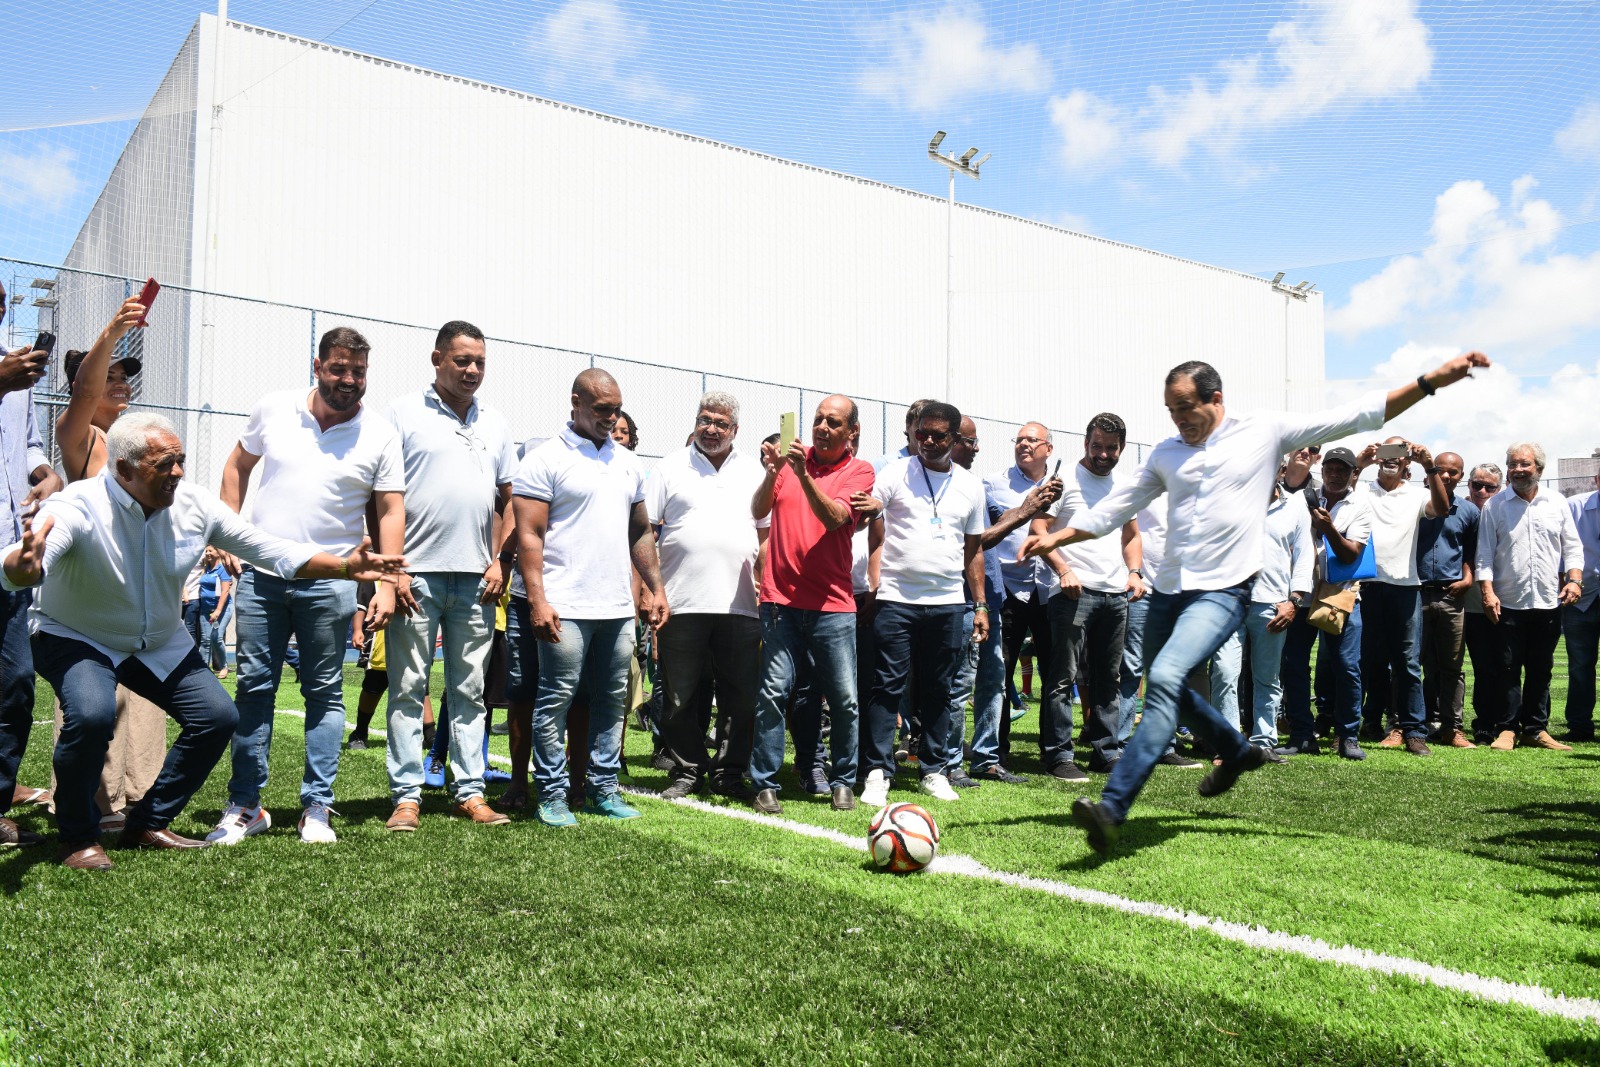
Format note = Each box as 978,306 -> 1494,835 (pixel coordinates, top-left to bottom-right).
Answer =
583,791 -> 641,820
536,798 -> 578,828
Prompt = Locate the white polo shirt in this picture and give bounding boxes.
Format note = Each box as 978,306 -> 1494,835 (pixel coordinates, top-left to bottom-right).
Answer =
1041,462 -> 1129,596
387,388 -> 518,573
512,424 -> 646,619
1314,490 -> 1374,589
875,456 -> 985,606
1360,479 -> 1431,587
646,444 -> 769,618
237,389 -> 404,554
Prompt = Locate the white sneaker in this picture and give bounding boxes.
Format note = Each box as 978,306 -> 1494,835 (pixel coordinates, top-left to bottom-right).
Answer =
298,804 -> 338,844
205,804 -> 271,845
860,769 -> 890,808
920,773 -> 959,802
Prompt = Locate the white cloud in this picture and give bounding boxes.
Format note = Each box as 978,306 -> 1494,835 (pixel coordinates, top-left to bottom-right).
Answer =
1049,90 -> 1123,170
1329,175 -> 1600,354
530,0 -> 693,112
1556,100 -> 1600,161
858,6 -> 1049,114
0,144 -> 81,211
1050,0 -> 1432,169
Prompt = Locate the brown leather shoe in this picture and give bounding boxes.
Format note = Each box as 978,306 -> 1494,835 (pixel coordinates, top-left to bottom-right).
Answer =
1379,728 -> 1404,748
57,842 -> 114,870
386,800 -> 421,832
1449,730 -> 1477,749
452,796 -> 510,825
1404,736 -> 1431,756
116,827 -> 209,850
0,817 -> 43,848
1524,730 -> 1573,751
1489,730 -> 1517,751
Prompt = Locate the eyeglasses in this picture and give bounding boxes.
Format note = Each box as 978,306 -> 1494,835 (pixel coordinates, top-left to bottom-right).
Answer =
1468,481 -> 1500,493
694,415 -> 734,432
1012,436 -> 1047,446
914,428 -> 951,443
956,435 -> 977,447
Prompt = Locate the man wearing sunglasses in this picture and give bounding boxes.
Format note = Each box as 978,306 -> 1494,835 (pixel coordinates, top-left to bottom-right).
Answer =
1413,451 -> 1480,747
1461,465 -> 1504,741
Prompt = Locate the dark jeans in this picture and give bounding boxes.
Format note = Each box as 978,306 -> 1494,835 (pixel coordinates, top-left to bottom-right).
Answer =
1419,587 -> 1467,735
999,592 -> 1052,767
1463,611 -> 1504,740
0,587 -> 35,810
1282,602 -> 1363,741
789,654 -> 829,779
656,612 -> 760,785
1359,582 -> 1426,739
864,601 -> 967,777
1493,607 -> 1562,736
35,632 -> 237,843
1044,590 -> 1128,769
1562,600 -> 1600,737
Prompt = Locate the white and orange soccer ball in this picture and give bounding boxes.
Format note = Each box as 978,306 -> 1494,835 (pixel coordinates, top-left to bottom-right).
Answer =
868,802 -> 940,873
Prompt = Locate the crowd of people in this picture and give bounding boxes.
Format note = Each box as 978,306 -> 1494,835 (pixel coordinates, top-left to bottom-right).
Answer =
0,280 -> 1591,866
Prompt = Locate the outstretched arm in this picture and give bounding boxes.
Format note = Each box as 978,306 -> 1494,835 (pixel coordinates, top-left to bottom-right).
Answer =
1385,352 -> 1491,420
56,298 -> 144,479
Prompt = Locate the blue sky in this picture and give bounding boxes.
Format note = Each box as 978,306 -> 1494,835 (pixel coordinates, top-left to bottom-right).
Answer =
5,0 -> 1600,456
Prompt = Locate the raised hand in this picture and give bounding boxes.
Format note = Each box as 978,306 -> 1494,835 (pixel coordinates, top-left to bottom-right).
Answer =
1432,351 -> 1491,388
0,346 -> 48,395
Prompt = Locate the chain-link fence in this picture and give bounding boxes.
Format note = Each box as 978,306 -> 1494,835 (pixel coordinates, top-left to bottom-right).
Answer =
5,257 -> 1151,488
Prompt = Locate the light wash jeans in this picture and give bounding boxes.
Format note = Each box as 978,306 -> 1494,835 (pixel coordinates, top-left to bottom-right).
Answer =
229,570 -> 355,809
943,607 -> 978,775
386,572 -> 493,804
1242,603 -> 1289,747
1118,592 -> 1149,742
968,596 -> 1006,773
750,604 -> 859,793
532,617 -> 632,803
1099,583 -> 1252,823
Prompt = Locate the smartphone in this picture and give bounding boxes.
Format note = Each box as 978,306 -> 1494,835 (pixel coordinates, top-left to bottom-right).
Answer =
779,411 -> 798,452
31,331 -> 55,355
1052,459 -> 1061,476
1375,441 -> 1408,461
136,277 -> 160,326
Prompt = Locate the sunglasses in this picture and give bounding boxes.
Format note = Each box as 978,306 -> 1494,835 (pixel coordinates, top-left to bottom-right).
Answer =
1468,481 -> 1500,493
914,428 -> 951,443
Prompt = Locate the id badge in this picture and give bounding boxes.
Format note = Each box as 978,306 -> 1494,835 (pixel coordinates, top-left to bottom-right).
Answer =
929,515 -> 946,539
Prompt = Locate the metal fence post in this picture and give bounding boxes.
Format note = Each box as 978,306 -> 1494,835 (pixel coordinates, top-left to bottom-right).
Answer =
308,309 -> 317,384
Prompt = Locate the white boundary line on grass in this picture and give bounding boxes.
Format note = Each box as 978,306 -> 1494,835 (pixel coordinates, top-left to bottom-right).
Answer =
301,710 -> 1600,1025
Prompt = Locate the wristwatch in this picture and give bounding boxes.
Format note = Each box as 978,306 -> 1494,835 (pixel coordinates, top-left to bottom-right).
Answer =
1289,592 -> 1307,608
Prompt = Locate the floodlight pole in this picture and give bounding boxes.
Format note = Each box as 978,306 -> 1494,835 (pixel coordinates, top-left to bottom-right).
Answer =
928,131 -> 988,401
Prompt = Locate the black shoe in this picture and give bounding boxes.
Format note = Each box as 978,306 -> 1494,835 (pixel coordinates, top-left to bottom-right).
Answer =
947,769 -> 981,789
1197,745 -> 1271,798
650,748 -> 675,773
1156,752 -> 1204,769
1358,721 -> 1384,743
1565,729 -> 1596,744
830,785 -> 856,811
1337,736 -> 1367,761
1050,761 -> 1089,782
1086,756 -> 1121,774
1404,736 -> 1432,757
1260,749 -> 1288,765
711,777 -> 758,804
1070,797 -> 1121,856
800,766 -> 830,795
660,777 -> 698,801
346,735 -> 368,751
753,788 -> 782,815
973,765 -> 1026,784
1274,738 -> 1320,757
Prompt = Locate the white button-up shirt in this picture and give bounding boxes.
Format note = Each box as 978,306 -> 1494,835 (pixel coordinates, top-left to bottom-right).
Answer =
1,473 -> 316,680
1475,485 -> 1582,611
646,444 -> 769,618
1253,491 -> 1315,605
1075,392 -> 1387,594
1567,490 -> 1600,612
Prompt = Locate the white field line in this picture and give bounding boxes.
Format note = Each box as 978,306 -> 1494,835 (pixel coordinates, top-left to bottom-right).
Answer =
300,710 -> 1600,1025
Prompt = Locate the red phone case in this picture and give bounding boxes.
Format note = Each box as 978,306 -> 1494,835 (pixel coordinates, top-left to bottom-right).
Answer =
136,278 -> 160,326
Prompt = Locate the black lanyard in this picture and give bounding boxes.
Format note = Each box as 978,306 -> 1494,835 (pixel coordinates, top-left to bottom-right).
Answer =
918,460 -> 950,522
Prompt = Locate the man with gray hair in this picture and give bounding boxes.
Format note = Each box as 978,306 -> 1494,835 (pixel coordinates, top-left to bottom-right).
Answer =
1,414 -> 404,870
648,391 -> 768,800
1476,442 -> 1583,751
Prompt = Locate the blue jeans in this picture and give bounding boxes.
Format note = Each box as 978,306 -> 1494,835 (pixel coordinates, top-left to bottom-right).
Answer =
943,607 -> 978,775
1360,582 -> 1426,738
1243,604 -> 1288,747
1563,600 -> 1600,736
968,597 -> 1006,773
865,601 -> 966,778
35,632 -> 237,843
1099,584 -> 1252,823
532,617 -> 631,802
386,572 -> 494,804
1209,629 -> 1242,730
0,587 -> 35,808
203,601 -> 232,672
229,569 -> 356,809
1118,591 -> 1149,742
750,604 -> 860,793
1282,602 -> 1363,741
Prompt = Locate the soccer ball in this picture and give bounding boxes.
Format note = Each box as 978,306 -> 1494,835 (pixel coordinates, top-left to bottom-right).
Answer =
868,802 -> 940,873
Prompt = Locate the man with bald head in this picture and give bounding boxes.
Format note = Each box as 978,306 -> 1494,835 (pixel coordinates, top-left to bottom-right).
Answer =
512,369 -> 666,827
1414,450 -> 1480,746
749,394 -> 875,813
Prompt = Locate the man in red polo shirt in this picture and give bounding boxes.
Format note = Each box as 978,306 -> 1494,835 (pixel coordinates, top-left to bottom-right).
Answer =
748,394 -> 875,814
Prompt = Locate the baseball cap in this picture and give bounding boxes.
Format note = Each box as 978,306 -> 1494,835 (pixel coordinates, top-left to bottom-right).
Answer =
1322,446 -> 1357,468
64,350 -> 142,387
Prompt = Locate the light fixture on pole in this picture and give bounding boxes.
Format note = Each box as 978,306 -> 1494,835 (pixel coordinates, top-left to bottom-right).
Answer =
928,131 -> 988,400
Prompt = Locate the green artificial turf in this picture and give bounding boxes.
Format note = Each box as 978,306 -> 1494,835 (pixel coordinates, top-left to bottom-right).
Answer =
2,650 -> 1598,1065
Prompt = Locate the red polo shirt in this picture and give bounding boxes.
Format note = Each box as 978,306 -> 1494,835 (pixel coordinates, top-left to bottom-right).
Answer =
762,448 -> 875,612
